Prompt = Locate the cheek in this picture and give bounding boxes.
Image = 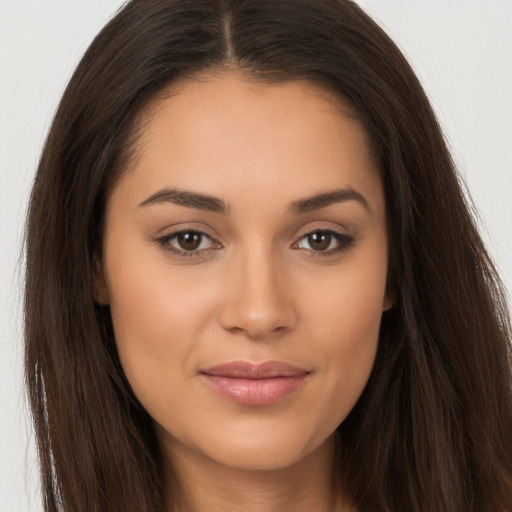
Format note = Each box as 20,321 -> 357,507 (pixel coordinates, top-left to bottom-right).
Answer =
303,253 -> 387,413
306,250 -> 387,342
105,217 -> 216,335
102,231 -> 217,405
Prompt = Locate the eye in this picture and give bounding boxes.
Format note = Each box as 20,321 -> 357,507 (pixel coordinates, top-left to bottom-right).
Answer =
293,230 -> 354,254
156,230 -> 220,256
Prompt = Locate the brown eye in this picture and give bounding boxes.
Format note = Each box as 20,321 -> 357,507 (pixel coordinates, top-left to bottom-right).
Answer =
156,229 -> 221,257
176,231 -> 203,251
307,232 -> 332,251
294,229 -> 354,255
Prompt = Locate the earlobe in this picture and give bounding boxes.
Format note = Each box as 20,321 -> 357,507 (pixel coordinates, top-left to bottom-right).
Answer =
92,259 -> 110,305
382,288 -> 395,312
382,296 -> 393,312
383,270 -> 396,312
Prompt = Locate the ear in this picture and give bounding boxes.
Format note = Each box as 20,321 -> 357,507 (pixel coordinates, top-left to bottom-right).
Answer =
383,258 -> 396,312
92,257 -> 110,305
382,279 -> 396,312
382,293 -> 394,312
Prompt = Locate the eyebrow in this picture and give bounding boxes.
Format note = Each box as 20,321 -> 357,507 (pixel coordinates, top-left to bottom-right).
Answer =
138,187 -> 370,215
289,188 -> 370,214
138,188 -> 228,213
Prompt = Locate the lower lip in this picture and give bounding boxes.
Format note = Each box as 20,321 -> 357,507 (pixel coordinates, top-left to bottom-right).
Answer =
201,374 -> 308,406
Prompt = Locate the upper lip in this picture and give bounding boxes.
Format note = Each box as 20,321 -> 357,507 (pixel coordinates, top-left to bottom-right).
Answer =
200,360 -> 309,379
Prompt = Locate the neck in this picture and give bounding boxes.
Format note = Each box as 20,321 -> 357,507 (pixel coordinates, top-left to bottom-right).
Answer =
163,434 -> 351,512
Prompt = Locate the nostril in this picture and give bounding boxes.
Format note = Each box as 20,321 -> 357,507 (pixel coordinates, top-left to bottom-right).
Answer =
219,301 -> 297,339
217,258 -> 298,338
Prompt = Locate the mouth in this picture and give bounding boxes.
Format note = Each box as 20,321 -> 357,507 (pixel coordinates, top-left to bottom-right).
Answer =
200,360 -> 310,406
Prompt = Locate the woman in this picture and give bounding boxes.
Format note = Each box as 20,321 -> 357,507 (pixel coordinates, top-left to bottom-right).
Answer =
24,1 -> 512,511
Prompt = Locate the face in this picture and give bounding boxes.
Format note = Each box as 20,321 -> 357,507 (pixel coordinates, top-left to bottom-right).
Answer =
96,75 -> 390,473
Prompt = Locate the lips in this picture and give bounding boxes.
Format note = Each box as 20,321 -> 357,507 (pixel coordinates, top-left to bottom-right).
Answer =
200,361 -> 310,406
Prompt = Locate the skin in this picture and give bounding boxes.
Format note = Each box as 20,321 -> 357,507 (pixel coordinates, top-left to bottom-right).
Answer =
95,74 -> 390,512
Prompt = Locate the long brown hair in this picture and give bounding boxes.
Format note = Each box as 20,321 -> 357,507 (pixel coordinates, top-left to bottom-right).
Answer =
24,1 -> 512,511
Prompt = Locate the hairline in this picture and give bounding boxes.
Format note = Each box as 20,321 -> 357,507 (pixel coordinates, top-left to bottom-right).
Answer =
103,65 -> 378,204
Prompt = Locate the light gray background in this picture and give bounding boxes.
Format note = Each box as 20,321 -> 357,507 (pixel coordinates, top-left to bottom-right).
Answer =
1,1 -> 511,511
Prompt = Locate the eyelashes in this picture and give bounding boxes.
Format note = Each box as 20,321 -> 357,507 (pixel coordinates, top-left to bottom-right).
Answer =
155,230 -> 220,258
290,230 -> 353,255
155,228 -> 355,260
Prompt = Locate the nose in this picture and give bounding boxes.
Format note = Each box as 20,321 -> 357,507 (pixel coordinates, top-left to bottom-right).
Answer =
218,247 -> 297,340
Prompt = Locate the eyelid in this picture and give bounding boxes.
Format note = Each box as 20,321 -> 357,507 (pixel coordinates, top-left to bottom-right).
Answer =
291,227 -> 355,257
153,221 -> 221,239
154,226 -> 223,258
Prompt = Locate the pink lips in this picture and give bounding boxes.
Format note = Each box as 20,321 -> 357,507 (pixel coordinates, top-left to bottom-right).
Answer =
200,361 -> 309,406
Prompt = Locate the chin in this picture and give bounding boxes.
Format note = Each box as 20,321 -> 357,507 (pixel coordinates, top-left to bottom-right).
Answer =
162,417 -> 338,474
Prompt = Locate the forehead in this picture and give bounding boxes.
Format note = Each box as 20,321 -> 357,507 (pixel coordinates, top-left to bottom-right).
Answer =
112,74 -> 382,214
